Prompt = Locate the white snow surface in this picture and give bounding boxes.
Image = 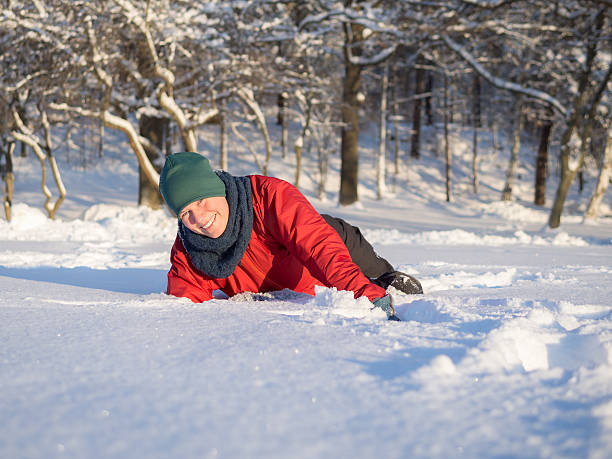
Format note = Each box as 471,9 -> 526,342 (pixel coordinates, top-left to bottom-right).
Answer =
2,124 -> 612,459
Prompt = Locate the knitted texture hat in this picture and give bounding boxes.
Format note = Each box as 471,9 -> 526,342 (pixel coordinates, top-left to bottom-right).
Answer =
159,152 -> 226,217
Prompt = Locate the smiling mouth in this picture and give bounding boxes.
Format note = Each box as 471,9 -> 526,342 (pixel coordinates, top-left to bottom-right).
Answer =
200,214 -> 216,232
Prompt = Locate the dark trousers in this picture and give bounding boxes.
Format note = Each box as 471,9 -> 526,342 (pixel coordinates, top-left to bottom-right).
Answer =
321,214 -> 394,280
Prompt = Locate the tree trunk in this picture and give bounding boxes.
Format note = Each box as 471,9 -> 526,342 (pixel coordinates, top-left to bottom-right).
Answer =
392,66 -> 401,181
585,122 -> 612,219
220,110 -> 227,170
277,92 -> 285,126
550,87 -> 602,227
276,39 -> 288,160
404,63 -> 411,124
492,118 -> 500,160
1,141 -> 15,221
377,64 -> 389,200
549,119 -> 587,228
425,73 -> 434,125
472,74 -> 481,193
294,139 -> 303,189
444,72 -> 451,202
339,18 -> 364,206
97,118 -> 104,158
410,56 -> 424,159
278,92 -> 288,159
502,96 -> 523,200
10,131 -> 54,218
549,9 -> 607,228
18,107 -> 28,158
449,76 -> 455,124
138,115 -> 167,209
549,167 -> 578,228
41,111 -> 66,219
473,74 -> 481,128
472,117 -> 479,194
317,128 -> 331,201
11,108 -> 64,219
534,119 -> 552,206
295,98 -> 312,189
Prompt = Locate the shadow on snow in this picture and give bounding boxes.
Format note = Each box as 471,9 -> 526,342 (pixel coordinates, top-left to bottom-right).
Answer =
0,266 -> 167,295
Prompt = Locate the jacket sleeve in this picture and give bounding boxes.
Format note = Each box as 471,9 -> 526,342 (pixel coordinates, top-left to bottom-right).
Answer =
166,236 -> 215,303
257,177 -> 387,301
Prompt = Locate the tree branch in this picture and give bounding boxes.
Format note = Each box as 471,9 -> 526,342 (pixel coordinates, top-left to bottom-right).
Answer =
441,34 -> 567,115
11,108 -> 56,217
235,88 -> 272,175
48,102 -> 160,187
347,44 -> 397,66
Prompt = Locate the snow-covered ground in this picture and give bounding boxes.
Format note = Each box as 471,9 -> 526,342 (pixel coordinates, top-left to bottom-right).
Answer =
1,122 -> 612,458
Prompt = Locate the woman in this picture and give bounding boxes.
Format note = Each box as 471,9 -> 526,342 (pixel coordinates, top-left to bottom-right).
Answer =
159,152 -> 422,320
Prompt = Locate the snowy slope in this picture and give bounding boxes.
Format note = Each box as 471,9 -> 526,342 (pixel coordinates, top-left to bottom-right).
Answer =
1,123 -> 612,458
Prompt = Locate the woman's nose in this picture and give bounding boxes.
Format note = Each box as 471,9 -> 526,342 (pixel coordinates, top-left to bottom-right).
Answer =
192,207 -> 209,225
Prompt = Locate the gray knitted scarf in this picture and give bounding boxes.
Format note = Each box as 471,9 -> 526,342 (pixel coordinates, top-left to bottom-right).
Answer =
178,171 -> 253,279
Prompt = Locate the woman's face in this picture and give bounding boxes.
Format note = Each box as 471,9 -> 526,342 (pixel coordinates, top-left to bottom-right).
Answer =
179,196 -> 229,239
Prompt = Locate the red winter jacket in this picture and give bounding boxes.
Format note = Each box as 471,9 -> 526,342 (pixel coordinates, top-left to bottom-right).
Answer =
166,175 -> 387,303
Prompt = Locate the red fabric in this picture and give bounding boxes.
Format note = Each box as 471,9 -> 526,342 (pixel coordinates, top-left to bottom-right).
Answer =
166,175 -> 387,303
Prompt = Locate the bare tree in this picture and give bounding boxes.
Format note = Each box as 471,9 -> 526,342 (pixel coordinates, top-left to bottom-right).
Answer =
472,74 -> 481,194
376,64 -> 389,200
441,2 -> 611,228
11,107 -> 66,219
548,10 -> 610,228
1,141 -> 15,221
585,121 -> 612,219
502,96 -> 523,201
443,70 -> 452,202
534,117 -> 552,206
293,1 -> 405,205
410,55 -> 425,160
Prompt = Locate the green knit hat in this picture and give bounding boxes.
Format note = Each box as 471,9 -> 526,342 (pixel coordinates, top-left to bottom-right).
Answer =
159,152 -> 226,217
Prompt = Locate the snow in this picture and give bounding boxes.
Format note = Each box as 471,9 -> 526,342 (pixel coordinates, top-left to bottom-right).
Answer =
1,121 -> 612,458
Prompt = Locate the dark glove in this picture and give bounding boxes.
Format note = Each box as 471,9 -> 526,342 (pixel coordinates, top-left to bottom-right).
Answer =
371,295 -> 400,321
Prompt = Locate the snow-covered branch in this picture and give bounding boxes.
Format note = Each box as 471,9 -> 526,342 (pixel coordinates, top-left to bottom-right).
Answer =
156,86 -> 197,151
458,0 -> 521,9
298,9 -> 344,32
347,44 -> 397,66
48,102 -> 160,187
442,34 -> 567,115
1,71 -> 47,94
86,18 -> 112,90
113,0 -> 175,87
299,6 -> 403,38
2,9 -> 79,63
191,108 -> 221,129
11,108 -> 65,218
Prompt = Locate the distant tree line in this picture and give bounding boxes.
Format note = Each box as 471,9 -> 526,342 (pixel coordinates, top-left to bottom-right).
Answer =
1,0 -> 610,228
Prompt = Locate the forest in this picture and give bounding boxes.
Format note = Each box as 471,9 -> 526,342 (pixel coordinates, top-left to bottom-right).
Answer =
2,3 -> 612,457
1,0 -> 611,228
